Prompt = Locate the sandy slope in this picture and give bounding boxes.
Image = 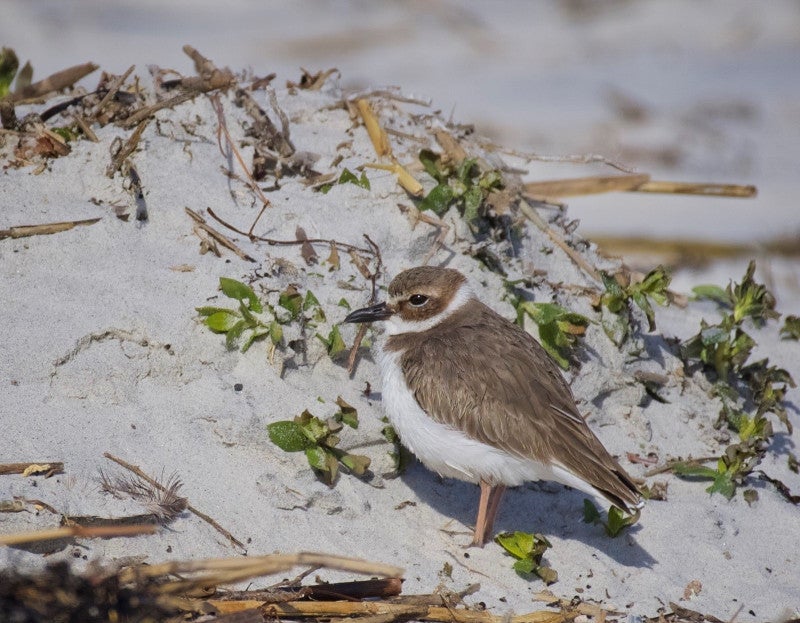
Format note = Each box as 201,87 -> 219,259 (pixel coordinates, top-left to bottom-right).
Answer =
1,74 -> 798,620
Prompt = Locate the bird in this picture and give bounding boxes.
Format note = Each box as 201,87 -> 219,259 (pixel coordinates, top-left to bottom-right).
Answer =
344,265 -> 642,546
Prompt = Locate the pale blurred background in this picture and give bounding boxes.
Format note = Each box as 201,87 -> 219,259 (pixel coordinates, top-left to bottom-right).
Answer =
2,0 -> 799,301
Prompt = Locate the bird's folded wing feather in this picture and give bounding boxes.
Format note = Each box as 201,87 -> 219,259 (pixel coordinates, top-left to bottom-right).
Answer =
398,302 -> 639,506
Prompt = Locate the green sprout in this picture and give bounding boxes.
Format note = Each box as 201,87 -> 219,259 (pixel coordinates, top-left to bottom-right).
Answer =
319,168 -> 370,193
494,531 -> 558,584
582,500 -> 640,537
267,401 -> 370,486
196,277 -> 279,352
515,301 -> 590,370
316,325 -> 346,357
595,267 -> 671,344
677,261 -> 796,500
417,149 -> 502,225
692,260 -> 778,325
198,278 -> 344,360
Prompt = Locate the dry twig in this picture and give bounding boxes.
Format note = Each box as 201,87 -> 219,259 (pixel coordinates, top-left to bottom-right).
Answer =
519,199 -> 601,283
186,208 -> 256,262
91,64 -> 136,118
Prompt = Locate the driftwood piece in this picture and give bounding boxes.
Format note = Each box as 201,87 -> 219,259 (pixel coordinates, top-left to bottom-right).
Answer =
524,175 -> 756,199
7,62 -> 99,104
0,524 -> 156,547
0,462 -> 65,476
210,600 -> 567,623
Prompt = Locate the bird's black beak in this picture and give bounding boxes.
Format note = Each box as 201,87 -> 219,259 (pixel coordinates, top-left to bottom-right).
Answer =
343,301 -> 392,324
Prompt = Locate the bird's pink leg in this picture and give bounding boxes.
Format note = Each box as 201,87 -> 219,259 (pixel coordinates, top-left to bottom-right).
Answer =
483,484 -> 507,542
471,480 -> 493,547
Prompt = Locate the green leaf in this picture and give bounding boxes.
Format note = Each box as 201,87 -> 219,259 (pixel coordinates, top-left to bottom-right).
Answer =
336,168 -> 370,190
305,445 -> 329,471
419,183 -> 455,215
0,47 -> 20,98
692,284 -> 731,306
537,322 -> 570,370
582,499 -> 602,524
512,559 -> 535,575
220,277 -> 262,312
338,168 -> 359,185
296,410 -> 330,443
304,290 -> 321,311
334,395 -> 359,428
340,453 -> 371,475
671,462 -> 720,480
241,326 -> 269,352
495,531 -> 534,560
520,302 -> 562,325
731,260 -> 778,324
604,506 -> 627,537
225,319 -> 247,349
631,291 -> 656,331
267,421 -> 315,452
419,149 -> 445,182
337,298 -> 351,310
495,531 -> 556,583
707,472 -> 736,499
196,305 -> 234,317
700,325 -> 728,346
205,310 -> 241,333
318,325 -> 346,357
269,320 -> 283,345
279,286 -> 303,319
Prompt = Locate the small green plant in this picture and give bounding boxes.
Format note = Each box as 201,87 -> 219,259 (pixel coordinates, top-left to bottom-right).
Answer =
380,418 -> 407,477
582,500 -> 639,536
494,531 -> 557,584
196,277 -> 280,352
677,261 -> 795,500
515,301 -> 590,370
594,267 -> 671,344
198,278 -> 341,358
267,397 -> 370,486
319,168 -> 370,193
417,149 -> 502,224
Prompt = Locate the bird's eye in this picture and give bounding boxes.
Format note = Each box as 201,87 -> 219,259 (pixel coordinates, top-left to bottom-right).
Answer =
408,294 -> 429,307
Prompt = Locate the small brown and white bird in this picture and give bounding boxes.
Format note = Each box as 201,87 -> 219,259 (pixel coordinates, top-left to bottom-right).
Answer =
344,266 -> 642,546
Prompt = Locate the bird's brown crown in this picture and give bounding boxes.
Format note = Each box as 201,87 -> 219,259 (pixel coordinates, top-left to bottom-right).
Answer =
388,266 -> 468,323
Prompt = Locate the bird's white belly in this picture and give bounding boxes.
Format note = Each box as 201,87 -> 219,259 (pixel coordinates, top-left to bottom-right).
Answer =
378,348 -> 559,487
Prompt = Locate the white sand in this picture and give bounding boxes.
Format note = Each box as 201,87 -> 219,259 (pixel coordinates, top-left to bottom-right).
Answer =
1,70 -> 798,621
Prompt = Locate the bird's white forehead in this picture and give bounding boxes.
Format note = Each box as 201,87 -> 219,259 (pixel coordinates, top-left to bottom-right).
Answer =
385,281 -> 475,336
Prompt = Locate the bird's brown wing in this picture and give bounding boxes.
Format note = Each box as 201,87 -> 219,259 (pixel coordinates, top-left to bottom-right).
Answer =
394,299 -> 640,510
